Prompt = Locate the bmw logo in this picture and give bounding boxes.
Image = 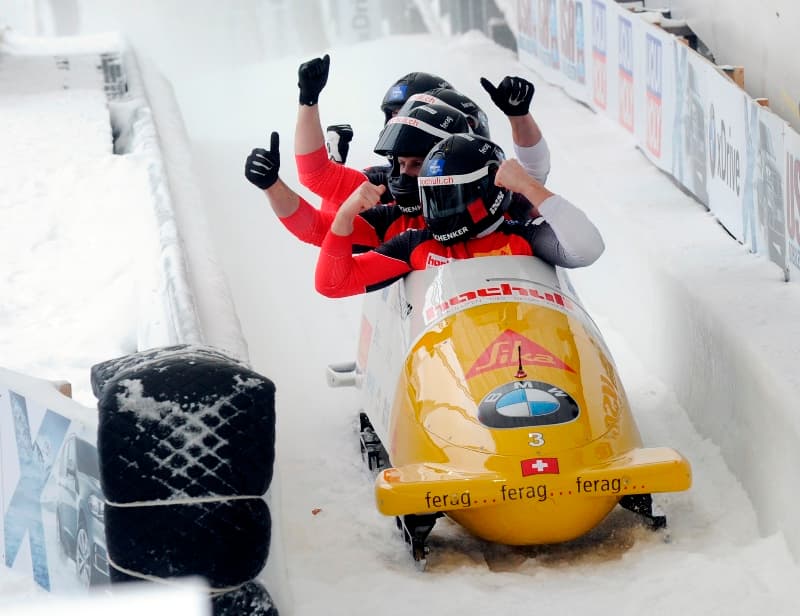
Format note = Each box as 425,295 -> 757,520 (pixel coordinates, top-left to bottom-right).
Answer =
478,380 -> 580,428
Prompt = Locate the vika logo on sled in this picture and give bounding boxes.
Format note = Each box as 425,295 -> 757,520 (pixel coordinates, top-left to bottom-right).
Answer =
466,330 -> 575,378
478,380 -> 580,428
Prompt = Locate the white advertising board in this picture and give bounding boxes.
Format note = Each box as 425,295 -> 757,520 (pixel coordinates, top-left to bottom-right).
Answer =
614,7 -> 639,136
705,65 -> 748,240
589,0 -> 619,117
557,0 -> 590,102
0,368 -> 105,593
517,0 -> 539,69
753,107 -> 788,275
784,127 -> 800,280
671,48 -> 711,205
636,21 -> 675,172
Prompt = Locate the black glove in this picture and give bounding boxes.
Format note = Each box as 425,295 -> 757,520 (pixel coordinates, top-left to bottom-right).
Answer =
325,124 -> 354,164
480,76 -> 534,116
245,132 -> 280,190
298,54 -> 330,106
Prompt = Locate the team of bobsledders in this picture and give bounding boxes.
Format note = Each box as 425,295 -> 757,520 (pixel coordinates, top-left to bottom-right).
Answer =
244,55 -> 605,298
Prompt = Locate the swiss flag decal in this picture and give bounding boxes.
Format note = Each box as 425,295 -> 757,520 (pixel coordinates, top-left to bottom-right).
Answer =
521,457 -> 560,476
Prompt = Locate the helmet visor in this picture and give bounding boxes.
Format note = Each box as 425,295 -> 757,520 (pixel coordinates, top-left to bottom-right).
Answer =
374,116 -> 453,157
420,166 -> 498,223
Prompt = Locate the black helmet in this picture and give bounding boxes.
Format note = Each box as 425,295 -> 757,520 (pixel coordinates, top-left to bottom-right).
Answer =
419,133 -> 510,245
373,104 -> 470,216
400,88 -> 491,138
373,103 -> 471,158
380,72 -> 453,123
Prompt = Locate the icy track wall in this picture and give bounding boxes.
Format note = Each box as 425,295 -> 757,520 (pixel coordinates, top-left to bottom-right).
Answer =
498,0 -> 800,558
0,29 -> 283,615
99,43 -> 285,616
114,46 -> 248,360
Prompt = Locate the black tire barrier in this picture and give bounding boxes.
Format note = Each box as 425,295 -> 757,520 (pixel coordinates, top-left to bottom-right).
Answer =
211,580 -> 279,616
92,344 -> 278,614
105,500 -> 270,586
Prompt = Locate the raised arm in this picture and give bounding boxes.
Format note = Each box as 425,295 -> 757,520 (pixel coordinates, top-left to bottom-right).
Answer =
495,159 -> 604,267
294,54 -> 373,209
245,132 -> 379,248
295,54 -> 329,155
480,75 -> 551,184
316,183 -> 412,297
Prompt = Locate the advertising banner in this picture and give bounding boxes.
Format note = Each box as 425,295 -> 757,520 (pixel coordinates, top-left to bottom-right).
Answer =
785,127 -> 800,280
636,22 -> 675,172
589,0 -> 620,118
557,0 -> 589,102
517,0 -> 539,68
705,66 -> 748,240
589,0 -> 607,111
1,368 -> 106,593
615,8 -> 638,134
671,47 -> 711,206
741,98 -> 763,253
534,0 -> 564,84
755,108 -> 788,275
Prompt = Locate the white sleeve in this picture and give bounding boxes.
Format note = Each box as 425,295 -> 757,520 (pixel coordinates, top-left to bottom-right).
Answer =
514,138 -> 551,185
537,194 -> 605,267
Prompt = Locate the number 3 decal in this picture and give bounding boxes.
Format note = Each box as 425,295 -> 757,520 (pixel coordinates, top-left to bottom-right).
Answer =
528,432 -> 544,446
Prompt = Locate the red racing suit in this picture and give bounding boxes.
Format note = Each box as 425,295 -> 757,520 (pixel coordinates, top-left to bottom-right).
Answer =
290,146 -> 535,251
294,146 -> 421,244
315,192 -> 605,298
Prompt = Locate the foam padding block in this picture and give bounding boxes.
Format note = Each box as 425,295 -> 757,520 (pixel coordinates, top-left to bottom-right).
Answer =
105,500 -> 270,587
93,345 -> 276,594
95,345 -> 275,503
212,580 -> 279,616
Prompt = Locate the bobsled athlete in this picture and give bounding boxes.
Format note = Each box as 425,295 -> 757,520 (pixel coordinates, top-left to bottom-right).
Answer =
297,56 -> 452,200
295,55 -> 453,212
245,103 -> 470,252
313,133 -> 604,298
246,106 -> 544,250
294,55 -> 550,214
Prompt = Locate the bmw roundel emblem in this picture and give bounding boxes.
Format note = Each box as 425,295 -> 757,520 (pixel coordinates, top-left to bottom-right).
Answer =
478,381 -> 580,428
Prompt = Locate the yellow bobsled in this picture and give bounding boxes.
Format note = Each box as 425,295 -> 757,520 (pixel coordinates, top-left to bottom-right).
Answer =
328,256 -> 690,565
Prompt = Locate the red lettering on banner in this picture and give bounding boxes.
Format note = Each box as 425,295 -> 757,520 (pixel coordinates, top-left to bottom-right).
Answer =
619,75 -> 634,132
646,93 -> 662,157
518,0 -> 535,38
537,0 -> 551,51
560,0 -> 575,64
466,330 -> 575,378
593,54 -> 607,109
